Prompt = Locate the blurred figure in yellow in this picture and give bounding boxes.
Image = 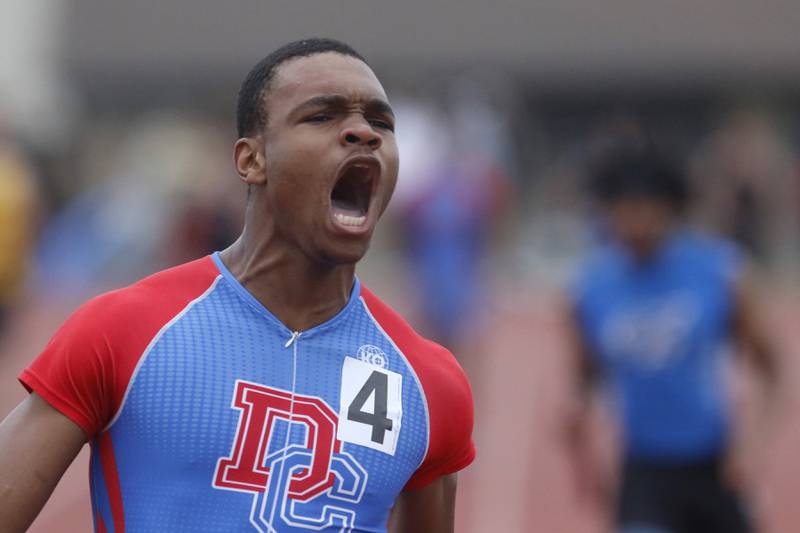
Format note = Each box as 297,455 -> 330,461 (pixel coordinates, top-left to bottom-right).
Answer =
564,142 -> 777,533
0,125 -> 37,333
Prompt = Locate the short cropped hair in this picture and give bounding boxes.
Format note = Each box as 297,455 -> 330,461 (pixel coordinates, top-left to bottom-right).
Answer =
236,38 -> 367,138
588,145 -> 690,211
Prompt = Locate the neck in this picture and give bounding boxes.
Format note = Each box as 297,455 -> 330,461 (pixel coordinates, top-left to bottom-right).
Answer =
219,219 -> 356,332
627,229 -> 678,265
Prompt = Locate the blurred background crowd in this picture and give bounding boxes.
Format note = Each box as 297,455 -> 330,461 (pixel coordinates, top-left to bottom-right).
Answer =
2,1 -> 800,532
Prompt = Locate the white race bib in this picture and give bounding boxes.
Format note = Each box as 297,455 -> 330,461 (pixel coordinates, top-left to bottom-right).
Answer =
337,357 -> 402,455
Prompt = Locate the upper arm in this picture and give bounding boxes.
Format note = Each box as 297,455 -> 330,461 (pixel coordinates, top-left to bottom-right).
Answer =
389,473 -> 457,533
0,393 -> 87,533
560,295 -> 598,390
730,265 -> 777,382
731,265 -> 765,346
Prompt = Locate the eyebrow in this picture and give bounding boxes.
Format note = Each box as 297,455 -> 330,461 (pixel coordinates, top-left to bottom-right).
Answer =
291,94 -> 395,119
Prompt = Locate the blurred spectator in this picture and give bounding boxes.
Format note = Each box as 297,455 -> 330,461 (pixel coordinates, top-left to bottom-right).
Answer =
692,110 -> 800,274
563,143 -> 778,533
392,93 -> 512,352
33,114 -> 241,296
0,123 -> 38,333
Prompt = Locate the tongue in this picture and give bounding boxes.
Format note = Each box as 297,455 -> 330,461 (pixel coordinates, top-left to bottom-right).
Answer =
331,198 -> 365,217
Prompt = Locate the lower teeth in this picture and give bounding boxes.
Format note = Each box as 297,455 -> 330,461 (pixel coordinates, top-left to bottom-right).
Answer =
334,213 -> 365,227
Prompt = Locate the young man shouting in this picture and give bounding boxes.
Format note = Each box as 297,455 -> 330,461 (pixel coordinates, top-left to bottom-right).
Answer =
0,38 -> 475,533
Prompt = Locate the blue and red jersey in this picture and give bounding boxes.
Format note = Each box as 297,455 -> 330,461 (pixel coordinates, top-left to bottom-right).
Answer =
20,254 -> 475,532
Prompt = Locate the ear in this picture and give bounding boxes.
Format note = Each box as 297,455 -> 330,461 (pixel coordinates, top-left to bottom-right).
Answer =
233,137 -> 267,185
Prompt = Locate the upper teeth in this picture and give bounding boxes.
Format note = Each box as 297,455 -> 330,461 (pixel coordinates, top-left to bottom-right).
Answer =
334,213 -> 366,227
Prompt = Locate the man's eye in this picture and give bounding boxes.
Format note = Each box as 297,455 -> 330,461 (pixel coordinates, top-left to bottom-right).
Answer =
370,119 -> 394,131
306,115 -> 331,123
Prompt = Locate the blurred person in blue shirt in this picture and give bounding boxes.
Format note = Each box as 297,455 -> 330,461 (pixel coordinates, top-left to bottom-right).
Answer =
564,143 -> 777,533
392,95 -> 511,353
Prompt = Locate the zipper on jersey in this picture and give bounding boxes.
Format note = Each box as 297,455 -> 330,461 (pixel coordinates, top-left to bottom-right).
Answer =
284,330 -> 301,348
285,331 -> 300,426
267,330 -> 301,525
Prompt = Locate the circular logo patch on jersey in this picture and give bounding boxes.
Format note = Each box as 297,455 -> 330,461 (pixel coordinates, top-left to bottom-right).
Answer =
357,344 -> 387,368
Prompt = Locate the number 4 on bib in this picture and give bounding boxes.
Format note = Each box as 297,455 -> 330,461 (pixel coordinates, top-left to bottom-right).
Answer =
338,357 -> 402,455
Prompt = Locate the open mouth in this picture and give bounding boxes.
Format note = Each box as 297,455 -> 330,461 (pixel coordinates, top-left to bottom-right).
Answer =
330,161 -> 377,228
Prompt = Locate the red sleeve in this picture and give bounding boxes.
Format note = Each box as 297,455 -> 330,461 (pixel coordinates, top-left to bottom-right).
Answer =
360,288 -> 476,491
403,341 -> 475,490
18,257 -> 219,438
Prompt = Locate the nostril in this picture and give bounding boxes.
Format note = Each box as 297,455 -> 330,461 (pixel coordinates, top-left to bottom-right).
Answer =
345,133 -> 360,144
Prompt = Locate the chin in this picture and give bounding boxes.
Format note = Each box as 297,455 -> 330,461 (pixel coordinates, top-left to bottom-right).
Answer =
317,240 -> 371,267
